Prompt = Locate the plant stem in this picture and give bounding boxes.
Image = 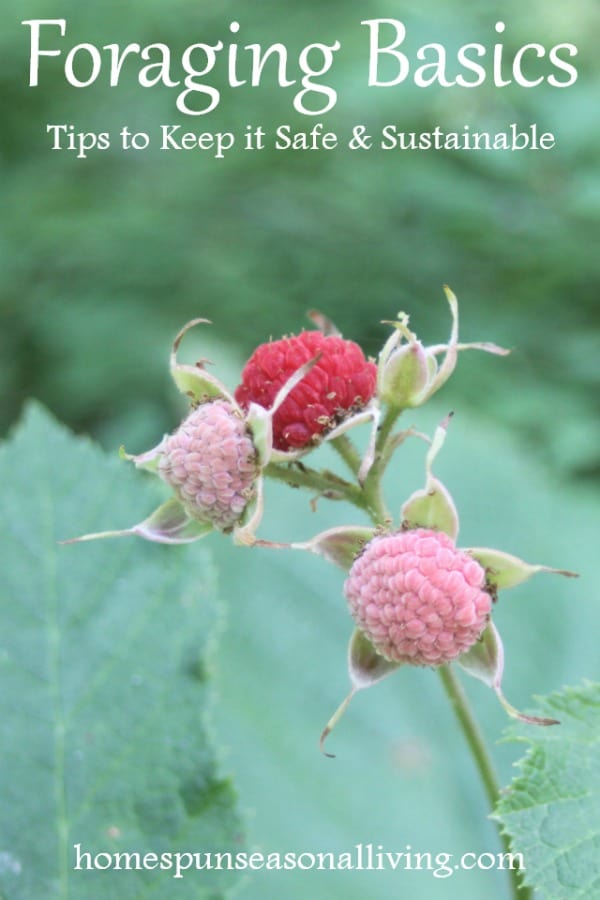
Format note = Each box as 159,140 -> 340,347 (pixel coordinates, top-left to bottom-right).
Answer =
438,665 -> 530,900
264,461 -> 369,513
360,405 -> 402,524
376,403 -> 402,449
329,435 -> 362,477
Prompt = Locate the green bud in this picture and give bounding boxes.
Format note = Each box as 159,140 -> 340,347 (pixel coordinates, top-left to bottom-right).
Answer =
379,340 -> 430,408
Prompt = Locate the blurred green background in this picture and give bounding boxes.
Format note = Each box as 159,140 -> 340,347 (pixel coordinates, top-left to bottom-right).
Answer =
2,0 -> 599,897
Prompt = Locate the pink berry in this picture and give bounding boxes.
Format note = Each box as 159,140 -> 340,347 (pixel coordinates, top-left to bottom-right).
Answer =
158,400 -> 258,531
234,331 -> 377,452
344,528 -> 491,665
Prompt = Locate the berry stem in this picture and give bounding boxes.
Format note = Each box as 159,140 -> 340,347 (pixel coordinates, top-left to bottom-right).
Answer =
264,462 -> 369,512
376,403 -> 403,450
329,435 -> 362,478
438,665 -> 530,900
360,405 -> 403,523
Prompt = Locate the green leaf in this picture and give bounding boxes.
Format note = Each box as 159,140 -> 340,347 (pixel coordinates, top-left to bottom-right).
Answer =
0,403 -> 243,900
495,682 -> 600,899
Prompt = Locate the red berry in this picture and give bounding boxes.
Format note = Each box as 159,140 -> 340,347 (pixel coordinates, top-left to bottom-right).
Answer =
234,331 -> 377,452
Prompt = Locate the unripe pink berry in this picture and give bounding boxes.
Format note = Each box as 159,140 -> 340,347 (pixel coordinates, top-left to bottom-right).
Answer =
344,528 -> 491,665
158,400 -> 258,531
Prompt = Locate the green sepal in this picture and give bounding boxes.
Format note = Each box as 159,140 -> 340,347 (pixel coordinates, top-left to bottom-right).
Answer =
133,498 -> 214,543
401,416 -> 459,539
425,285 -> 460,398
320,629 -> 402,757
457,622 -> 560,727
232,476 -> 264,547
349,628 -> 403,690
402,476 -> 459,539
120,438 -> 166,473
63,497 -> 213,545
169,318 -> 233,405
465,547 -> 578,591
456,620 -> 502,690
171,365 -> 228,405
293,525 -> 375,571
246,403 -> 272,466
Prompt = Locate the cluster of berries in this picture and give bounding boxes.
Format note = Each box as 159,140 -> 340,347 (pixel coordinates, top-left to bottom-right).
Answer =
72,290 -> 574,746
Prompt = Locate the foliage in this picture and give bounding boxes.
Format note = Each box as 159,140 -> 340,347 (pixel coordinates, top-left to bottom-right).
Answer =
495,683 -> 600,900
0,375 -> 597,900
0,403 -> 243,899
1,0 -> 600,480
